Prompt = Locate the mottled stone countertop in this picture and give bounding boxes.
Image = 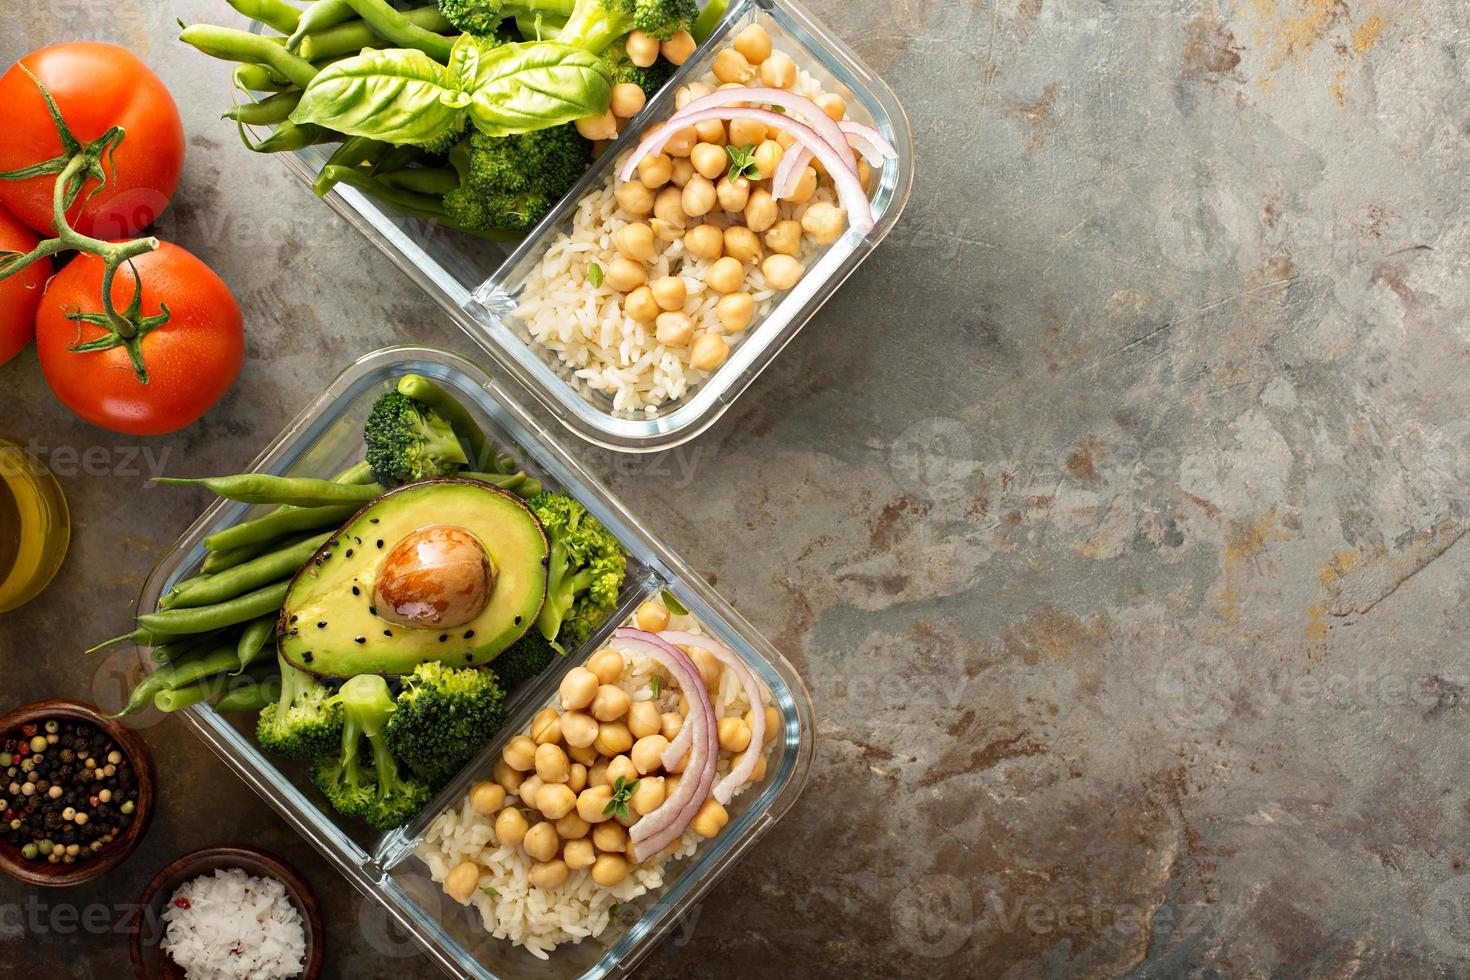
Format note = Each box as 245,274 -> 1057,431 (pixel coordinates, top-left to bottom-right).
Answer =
5,1 -> 1470,977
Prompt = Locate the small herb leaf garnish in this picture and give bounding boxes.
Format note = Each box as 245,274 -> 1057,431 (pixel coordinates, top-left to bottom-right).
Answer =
604,775 -> 641,822
650,675 -> 663,698
587,261 -> 605,287
482,886 -> 498,897
660,590 -> 689,616
726,143 -> 760,181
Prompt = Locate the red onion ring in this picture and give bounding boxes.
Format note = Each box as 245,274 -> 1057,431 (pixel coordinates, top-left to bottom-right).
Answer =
659,630 -> 768,805
838,120 -> 899,165
669,87 -> 852,160
612,628 -> 718,862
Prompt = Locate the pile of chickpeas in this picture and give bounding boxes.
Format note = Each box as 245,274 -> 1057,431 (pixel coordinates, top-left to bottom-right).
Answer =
588,24 -> 864,376
440,600 -> 780,903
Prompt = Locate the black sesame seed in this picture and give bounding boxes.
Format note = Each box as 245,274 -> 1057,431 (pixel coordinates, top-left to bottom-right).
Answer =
383,629 -> 393,637
514,616 -> 522,626
541,556 -> 549,567
376,540 -> 384,549
369,606 -> 378,617
355,636 -> 366,645
463,630 -> 475,639
290,615 -> 299,624
317,622 -> 327,629
345,549 -> 354,558
303,652 -> 314,663
439,634 -> 448,642
352,586 -> 360,596
354,537 -> 362,546
370,518 -> 380,524
464,653 -> 473,661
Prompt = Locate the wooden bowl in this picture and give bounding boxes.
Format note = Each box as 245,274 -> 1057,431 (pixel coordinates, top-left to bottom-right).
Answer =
130,845 -> 325,980
0,699 -> 155,888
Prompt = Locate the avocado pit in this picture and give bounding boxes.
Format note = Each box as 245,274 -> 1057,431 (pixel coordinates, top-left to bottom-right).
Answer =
373,524 -> 494,630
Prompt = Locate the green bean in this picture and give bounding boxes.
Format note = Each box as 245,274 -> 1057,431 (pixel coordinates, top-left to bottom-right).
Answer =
235,617 -> 280,675
237,119 -> 338,153
234,64 -> 292,92
371,144 -> 424,175
693,0 -> 732,42
155,474 -> 383,507
298,5 -> 453,61
136,581 -> 291,637
108,645 -> 243,718
181,25 -> 319,88
203,538 -> 279,574
397,375 -> 503,473
151,632 -> 227,665
288,0 -> 355,50
227,0 -> 305,34
204,502 -> 359,555
337,0 -> 453,61
215,671 -> 283,713
87,627 -> 190,655
175,534 -> 329,610
379,167 -> 459,196
312,138 -> 390,196
155,657 -> 279,713
224,89 -> 303,125
461,471 -> 542,499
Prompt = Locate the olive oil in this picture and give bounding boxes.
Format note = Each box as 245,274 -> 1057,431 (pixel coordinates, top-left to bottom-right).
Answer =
0,440 -> 70,613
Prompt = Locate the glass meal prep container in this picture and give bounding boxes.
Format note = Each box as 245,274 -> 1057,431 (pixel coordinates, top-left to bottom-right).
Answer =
252,0 -> 914,452
135,346 -> 815,978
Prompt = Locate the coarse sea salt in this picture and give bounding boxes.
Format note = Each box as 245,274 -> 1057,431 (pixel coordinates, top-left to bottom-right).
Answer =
161,867 -> 306,980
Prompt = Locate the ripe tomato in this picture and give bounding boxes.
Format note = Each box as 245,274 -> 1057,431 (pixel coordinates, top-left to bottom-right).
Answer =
0,43 -> 184,239
0,204 -> 51,364
35,243 -> 243,436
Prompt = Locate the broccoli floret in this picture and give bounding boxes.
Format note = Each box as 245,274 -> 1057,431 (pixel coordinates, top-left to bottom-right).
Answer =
310,675 -> 432,831
492,629 -> 560,688
365,390 -> 470,487
512,0 -> 695,52
600,45 -> 676,100
385,663 -> 507,787
441,125 -> 593,235
256,652 -> 343,760
439,0 -> 506,37
528,493 -> 628,652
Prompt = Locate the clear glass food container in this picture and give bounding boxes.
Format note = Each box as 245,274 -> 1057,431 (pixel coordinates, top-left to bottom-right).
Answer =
135,346 -> 814,978
257,0 -> 914,451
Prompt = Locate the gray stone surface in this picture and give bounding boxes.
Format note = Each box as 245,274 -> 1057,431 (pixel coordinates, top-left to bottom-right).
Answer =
4,0 -> 1470,977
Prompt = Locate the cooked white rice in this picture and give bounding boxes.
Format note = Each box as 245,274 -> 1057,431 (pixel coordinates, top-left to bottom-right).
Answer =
416,622 -> 771,959
161,868 -> 307,980
512,65 -> 842,414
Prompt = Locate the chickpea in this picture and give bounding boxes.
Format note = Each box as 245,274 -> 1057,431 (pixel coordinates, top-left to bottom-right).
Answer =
753,139 -> 783,180
606,754 -> 639,786
773,128 -> 797,150
556,811 -> 591,840
470,782 -> 506,816
678,694 -> 691,718
729,118 -> 768,148
615,180 -> 655,217
682,175 -> 717,217
717,717 -> 753,753
691,143 -> 728,181
723,226 -> 764,264
524,821 -> 561,862
530,859 -> 570,890
637,153 -> 672,189
535,742 -> 571,783
495,806 -> 529,848
713,48 -> 755,84
654,186 -> 687,226
667,748 -> 690,774
676,81 -> 711,110
788,166 -> 818,204
670,156 -> 696,187
664,774 -> 682,801
503,735 -> 537,772
656,312 -> 696,348
531,708 -> 562,746
568,742 -> 600,766
589,757 -> 610,788
685,224 -> 724,260
592,854 -> 631,886
631,734 -> 671,774
651,217 -> 684,242
706,256 -> 746,294
764,220 -> 802,257
660,711 -> 683,740
445,861 -> 481,903
611,83 -> 647,119
539,783 -> 578,820
734,24 -> 773,65
690,799 -> 730,838
717,175 -> 752,213
591,684 -> 632,722
605,256 -> 648,292
636,601 -> 670,633
626,30 -> 660,68
625,285 -> 660,323
760,51 -> 797,89
716,292 -> 756,333
493,760 -> 525,795
695,118 -> 727,145
519,775 -> 545,809
577,785 -> 616,823
564,837 -> 597,870
631,776 -> 666,815
752,705 -> 781,743
689,646 -> 723,689
575,110 -> 618,141
744,188 -> 778,233
593,820 -> 628,853
663,126 -> 697,158
815,92 -> 847,121
763,254 -> 805,291
689,333 -> 730,372
561,710 -> 600,749
588,649 -> 625,685
568,763 -> 588,793
652,275 -> 687,312
801,201 -> 848,245
717,81 -> 751,104
661,29 -> 697,65
750,752 -> 768,782
628,700 -> 663,739
560,667 -> 600,711
595,721 -> 634,757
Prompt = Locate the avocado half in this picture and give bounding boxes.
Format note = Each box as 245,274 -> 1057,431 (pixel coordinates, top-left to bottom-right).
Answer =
278,479 -> 549,678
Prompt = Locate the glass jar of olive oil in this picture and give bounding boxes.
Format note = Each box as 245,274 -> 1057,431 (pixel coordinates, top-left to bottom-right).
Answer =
0,439 -> 70,613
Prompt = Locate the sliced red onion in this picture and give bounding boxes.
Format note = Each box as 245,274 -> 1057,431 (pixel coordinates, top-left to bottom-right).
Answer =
659,630 -> 768,805
839,120 -> 898,165
618,107 -> 874,234
612,628 -> 718,862
772,144 -> 812,200
672,87 -> 851,160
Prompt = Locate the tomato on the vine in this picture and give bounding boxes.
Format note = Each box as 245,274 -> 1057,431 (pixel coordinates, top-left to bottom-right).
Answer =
0,42 -> 184,238
35,243 -> 244,436
0,204 -> 50,365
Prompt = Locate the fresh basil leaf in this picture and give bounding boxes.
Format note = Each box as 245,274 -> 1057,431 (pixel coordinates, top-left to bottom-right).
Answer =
447,34 -> 491,104
466,42 -> 613,137
292,48 -> 466,147
650,675 -> 662,698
